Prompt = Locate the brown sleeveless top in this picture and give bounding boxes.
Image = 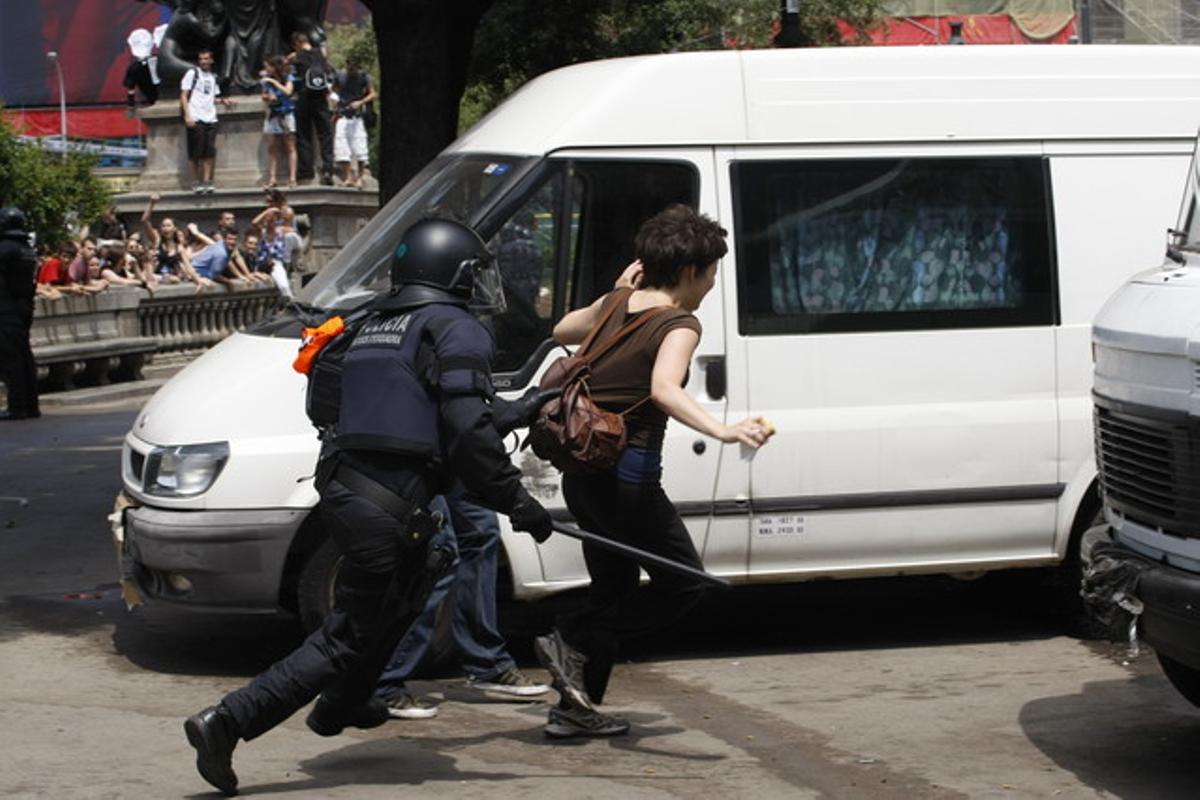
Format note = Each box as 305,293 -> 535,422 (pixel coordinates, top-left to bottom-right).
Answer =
583,290 -> 701,451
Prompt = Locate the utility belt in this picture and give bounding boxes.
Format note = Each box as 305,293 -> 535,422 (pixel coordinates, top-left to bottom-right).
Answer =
317,456 -> 458,649
317,451 -> 439,551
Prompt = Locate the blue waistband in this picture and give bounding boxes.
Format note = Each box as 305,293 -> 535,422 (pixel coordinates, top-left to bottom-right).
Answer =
616,447 -> 662,484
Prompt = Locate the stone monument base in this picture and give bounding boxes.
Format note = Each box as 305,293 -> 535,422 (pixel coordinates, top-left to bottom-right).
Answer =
114,95 -> 379,276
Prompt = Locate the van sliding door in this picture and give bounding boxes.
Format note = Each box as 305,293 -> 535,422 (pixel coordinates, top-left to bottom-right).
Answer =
490,150 -> 746,589
723,148 -> 1061,579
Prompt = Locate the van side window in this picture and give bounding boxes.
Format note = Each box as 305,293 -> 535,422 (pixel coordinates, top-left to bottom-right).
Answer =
489,178 -> 565,374
490,159 -> 698,377
733,157 -> 1056,335
567,161 -> 698,305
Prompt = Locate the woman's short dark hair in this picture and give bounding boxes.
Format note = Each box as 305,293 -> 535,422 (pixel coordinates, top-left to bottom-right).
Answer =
634,204 -> 727,289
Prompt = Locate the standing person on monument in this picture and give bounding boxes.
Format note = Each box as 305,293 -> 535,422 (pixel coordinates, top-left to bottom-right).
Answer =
259,55 -> 298,189
534,204 -> 773,738
331,54 -> 376,188
288,32 -> 335,186
180,48 -> 232,195
183,218 -> 557,797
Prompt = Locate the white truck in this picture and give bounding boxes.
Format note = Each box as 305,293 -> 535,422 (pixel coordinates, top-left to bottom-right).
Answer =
115,45 -> 1200,633
1084,135 -> 1200,709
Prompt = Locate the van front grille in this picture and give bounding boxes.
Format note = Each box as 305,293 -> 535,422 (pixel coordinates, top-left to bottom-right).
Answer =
1094,398 -> 1200,539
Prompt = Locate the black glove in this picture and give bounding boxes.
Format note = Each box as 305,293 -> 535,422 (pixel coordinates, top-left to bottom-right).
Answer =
509,489 -> 553,543
491,386 -> 563,436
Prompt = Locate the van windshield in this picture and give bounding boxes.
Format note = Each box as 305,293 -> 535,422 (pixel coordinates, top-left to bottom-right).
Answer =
298,155 -> 531,310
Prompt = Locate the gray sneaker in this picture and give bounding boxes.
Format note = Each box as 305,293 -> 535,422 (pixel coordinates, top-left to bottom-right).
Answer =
467,667 -> 550,698
383,691 -> 438,720
534,629 -> 592,711
544,705 -> 630,739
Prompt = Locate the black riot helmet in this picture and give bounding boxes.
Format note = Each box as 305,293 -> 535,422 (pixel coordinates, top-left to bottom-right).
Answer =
387,218 -> 506,313
0,207 -> 29,238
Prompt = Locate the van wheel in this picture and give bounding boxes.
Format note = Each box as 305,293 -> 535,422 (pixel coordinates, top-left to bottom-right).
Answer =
1158,653 -> 1200,708
297,537 -> 341,633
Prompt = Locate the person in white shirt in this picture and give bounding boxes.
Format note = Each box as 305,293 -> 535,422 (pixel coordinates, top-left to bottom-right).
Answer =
180,49 -> 231,194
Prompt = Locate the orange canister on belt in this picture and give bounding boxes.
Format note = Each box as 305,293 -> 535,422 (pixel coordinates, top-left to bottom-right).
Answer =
293,315 -> 346,375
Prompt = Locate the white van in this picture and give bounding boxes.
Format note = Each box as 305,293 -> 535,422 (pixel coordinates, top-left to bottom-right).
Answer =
117,45 -> 1200,628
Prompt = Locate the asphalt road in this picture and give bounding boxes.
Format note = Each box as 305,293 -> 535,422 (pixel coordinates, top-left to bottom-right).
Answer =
1,401 -> 1197,799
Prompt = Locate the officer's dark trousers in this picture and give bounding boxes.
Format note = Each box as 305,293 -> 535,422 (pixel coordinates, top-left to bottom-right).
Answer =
221,477 -> 428,740
558,472 -> 707,704
0,319 -> 38,416
295,95 -> 333,181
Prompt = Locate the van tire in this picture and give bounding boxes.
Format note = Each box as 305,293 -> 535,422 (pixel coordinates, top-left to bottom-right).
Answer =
1158,653 -> 1200,708
297,536 -> 341,633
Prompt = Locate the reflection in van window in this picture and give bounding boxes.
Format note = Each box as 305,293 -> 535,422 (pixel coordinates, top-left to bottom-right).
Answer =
734,158 -> 1055,335
488,178 -> 567,373
486,159 -> 698,376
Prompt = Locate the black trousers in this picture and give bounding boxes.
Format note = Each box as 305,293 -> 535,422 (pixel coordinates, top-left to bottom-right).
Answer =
294,93 -> 333,181
558,471 -> 707,704
0,319 -> 38,416
221,474 -> 433,740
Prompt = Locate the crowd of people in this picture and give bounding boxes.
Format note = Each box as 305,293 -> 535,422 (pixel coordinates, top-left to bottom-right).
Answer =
183,32 -> 376,193
33,191 -> 306,302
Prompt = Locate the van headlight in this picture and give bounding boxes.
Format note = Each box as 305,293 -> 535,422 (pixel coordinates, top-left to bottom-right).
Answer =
142,442 -> 230,497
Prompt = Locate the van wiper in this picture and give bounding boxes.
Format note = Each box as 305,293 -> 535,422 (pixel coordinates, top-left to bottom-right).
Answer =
281,299 -> 328,325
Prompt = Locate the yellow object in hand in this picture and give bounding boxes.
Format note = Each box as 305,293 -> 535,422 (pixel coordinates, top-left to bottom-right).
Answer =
756,417 -> 777,438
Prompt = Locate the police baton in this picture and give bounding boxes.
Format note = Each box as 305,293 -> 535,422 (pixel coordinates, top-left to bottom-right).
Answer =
550,522 -> 731,589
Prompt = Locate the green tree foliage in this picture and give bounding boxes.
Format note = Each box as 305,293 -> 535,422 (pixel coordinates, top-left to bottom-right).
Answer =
0,110 -> 110,249
460,0 -> 883,130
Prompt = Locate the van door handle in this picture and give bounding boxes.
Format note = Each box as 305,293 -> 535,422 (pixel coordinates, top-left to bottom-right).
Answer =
704,356 -> 726,401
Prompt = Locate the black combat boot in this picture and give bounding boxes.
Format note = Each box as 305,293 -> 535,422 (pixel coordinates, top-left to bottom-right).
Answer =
184,704 -> 240,796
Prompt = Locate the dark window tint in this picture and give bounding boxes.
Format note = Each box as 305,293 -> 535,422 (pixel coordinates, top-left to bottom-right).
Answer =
488,175 -> 569,373
567,161 -> 698,306
489,159 -> 698,378
734,158 -> 1056,335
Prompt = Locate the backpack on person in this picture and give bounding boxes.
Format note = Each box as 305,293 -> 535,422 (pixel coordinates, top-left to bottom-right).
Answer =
302,51 -> 336,93
524,288 -> 665,474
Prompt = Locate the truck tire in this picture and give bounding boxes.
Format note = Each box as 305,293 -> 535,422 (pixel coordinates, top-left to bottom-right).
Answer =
297,536 -> 341,633
1046,507 -> 1107,640
1157,653 -> 1200,709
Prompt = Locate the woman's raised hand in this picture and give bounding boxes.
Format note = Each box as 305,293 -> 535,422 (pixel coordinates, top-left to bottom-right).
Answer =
614,259 -> 644,290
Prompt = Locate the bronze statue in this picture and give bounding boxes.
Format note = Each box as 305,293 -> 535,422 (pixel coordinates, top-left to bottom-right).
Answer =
145,0 -> 328,93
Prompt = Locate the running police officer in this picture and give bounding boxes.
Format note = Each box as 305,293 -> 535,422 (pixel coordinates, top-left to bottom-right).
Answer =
0,208 -> 40,420
184,219 -> 555,796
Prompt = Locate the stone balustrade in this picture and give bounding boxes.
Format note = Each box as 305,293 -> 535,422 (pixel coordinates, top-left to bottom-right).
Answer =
31,282 -> 280,391
137,283 -> 281,352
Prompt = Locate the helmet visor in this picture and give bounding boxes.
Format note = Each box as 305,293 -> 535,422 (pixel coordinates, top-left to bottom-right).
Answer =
468,257 -> 507,315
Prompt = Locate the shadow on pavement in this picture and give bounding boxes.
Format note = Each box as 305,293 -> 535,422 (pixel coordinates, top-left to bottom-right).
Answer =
0,565 -> 1071,680
1019,671 -> 1200,798
205,709 -> 706,798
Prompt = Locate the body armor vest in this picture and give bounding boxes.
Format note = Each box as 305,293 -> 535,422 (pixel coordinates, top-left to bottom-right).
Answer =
333,302 -> 492,458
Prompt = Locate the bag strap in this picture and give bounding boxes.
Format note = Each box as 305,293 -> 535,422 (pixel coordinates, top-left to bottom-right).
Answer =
576,287 -> 632,354
582,304 -> 669,366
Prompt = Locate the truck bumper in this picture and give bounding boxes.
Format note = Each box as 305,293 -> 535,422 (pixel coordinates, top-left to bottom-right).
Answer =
1081,524 -> 1200,671
118,500 -> 308,613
